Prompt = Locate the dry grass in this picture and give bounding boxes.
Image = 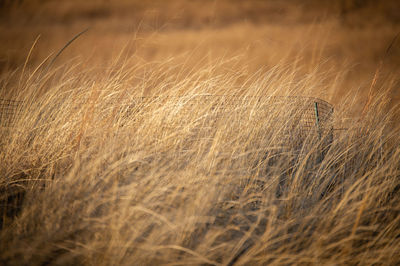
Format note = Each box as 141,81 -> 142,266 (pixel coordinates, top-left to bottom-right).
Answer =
0,53 -> 399,265
1,1 -> 400,265
1,0 -> 399,114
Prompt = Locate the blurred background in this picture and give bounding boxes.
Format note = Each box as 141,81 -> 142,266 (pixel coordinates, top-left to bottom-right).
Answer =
0,0 -> 399,113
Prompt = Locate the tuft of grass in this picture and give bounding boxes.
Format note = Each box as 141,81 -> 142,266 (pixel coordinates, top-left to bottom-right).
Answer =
0,53 -> 399,265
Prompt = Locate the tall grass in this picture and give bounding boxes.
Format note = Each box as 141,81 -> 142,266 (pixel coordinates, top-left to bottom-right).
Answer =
0,54 -> 399,265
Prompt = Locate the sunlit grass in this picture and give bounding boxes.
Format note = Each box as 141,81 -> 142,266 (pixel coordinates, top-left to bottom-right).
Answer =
0,53 -> 399,265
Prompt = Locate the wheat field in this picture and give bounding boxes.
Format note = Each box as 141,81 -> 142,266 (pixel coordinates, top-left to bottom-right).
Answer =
1,1 -> 400,265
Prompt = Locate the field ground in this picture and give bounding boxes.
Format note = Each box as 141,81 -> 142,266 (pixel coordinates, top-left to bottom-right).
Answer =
1,1 -> 400,265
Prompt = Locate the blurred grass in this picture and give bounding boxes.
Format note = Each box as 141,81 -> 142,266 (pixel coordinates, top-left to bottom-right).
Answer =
0,0 -> 399,113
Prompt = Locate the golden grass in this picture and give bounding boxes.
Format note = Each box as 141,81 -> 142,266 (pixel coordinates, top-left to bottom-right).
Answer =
0,53 -> 399,265
1,1 -> 400,264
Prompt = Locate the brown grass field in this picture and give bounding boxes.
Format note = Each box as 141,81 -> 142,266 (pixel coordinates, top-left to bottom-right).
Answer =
1,0 -> 400,265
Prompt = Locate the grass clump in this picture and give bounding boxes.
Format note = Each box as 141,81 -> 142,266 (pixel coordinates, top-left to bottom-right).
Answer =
0,55 -> 399,265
